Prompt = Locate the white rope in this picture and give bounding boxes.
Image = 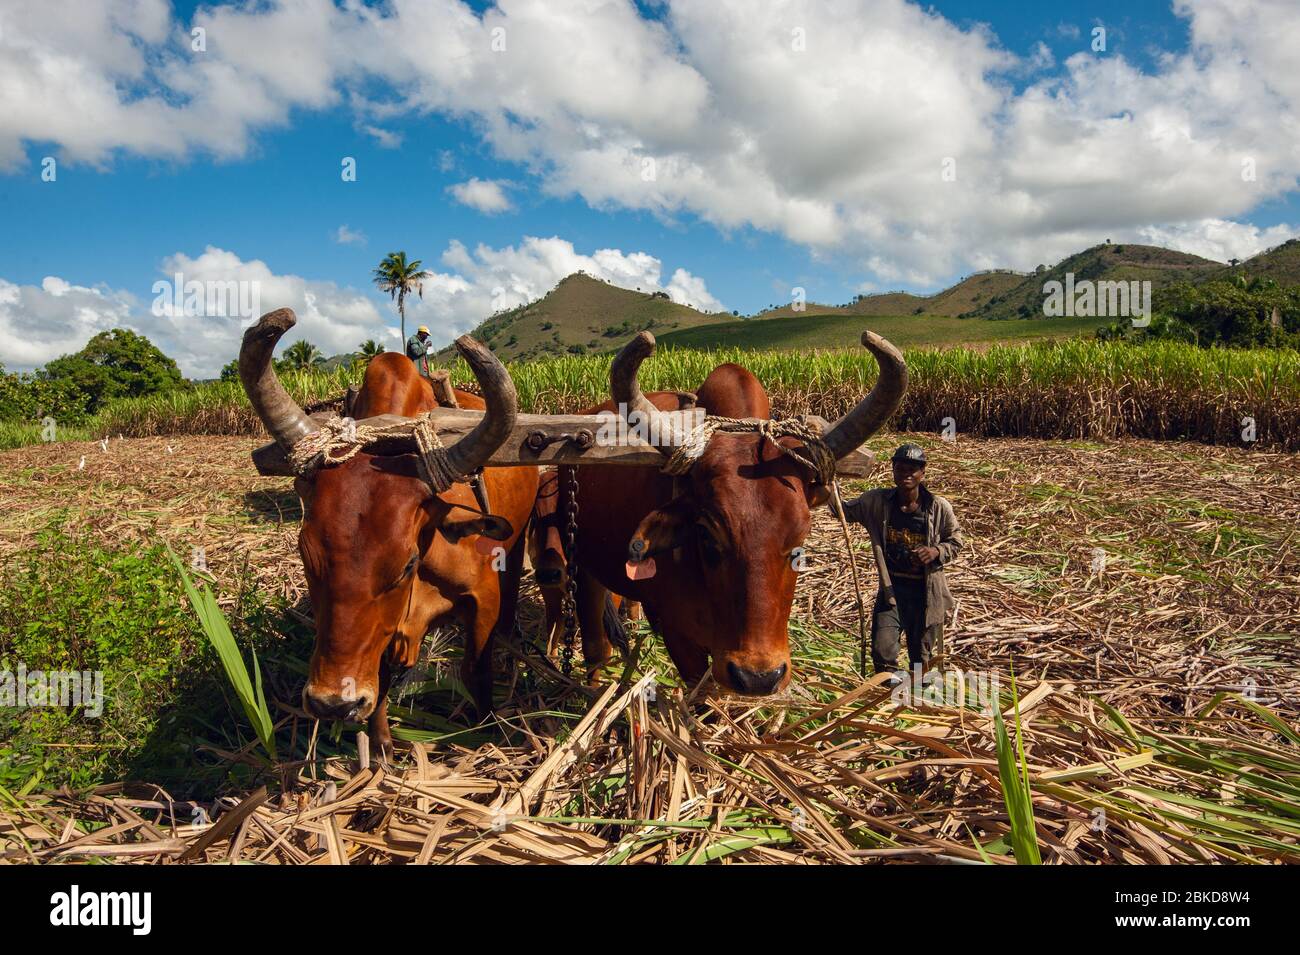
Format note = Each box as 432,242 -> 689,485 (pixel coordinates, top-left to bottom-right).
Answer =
661,415 -> 837,485
287,414 -> 458,493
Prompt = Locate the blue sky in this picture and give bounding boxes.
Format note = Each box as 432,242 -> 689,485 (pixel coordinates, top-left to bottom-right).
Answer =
1,0 -> 1297,376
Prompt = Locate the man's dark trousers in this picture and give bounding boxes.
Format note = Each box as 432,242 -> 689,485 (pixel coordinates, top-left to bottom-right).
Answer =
871,576 -> 943,673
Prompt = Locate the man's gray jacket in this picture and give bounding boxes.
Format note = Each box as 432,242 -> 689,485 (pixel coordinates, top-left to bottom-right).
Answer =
841,484 -> 963,627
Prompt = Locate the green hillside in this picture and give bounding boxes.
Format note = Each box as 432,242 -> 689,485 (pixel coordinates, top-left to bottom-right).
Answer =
657,310 -> 1111,351
431,240 -> 1300,359
964,243 -> 1221,320
1212,238 -> 1300,285
440,273 -> 732,361
751,270 -> 1026,319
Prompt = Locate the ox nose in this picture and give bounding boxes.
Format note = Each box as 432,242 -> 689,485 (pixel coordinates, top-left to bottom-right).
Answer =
726,661 -> 789,696
535,567 -> 563,587
303,688 -> 372,723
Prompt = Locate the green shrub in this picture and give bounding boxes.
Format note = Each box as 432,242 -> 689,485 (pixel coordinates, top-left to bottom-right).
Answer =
0,522 -> 302,792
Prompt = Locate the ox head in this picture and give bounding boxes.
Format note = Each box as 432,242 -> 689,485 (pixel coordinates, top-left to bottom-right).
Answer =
240,308 -> 517,723
612,331 -> 906,696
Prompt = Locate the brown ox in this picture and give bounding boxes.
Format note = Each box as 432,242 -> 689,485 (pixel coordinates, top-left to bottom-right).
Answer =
554,331 -> 905,695
240,309 -> 537,755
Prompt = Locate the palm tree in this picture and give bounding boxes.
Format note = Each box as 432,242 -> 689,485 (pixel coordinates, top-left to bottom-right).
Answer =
352,339 -> 385,373
372,251 -> 432,345
282,340 -> 324,371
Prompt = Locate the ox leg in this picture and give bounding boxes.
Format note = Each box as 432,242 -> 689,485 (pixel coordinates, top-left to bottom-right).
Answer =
493,530 -> 527,646
541,587 -> 561,655
460,585 -> 500,721
368,658 -> 396,763
576,570 -> 614,682
662,629 -> 710,690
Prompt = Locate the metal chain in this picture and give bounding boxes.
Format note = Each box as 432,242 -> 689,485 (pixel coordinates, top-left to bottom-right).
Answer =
559,465 -> 580,677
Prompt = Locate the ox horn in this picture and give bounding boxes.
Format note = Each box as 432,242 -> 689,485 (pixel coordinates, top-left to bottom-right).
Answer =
240,308 -> 320,449
240,309 -> 518,480
822,331 -> 908,460
440,334 -> 518,477
610,331 -> 674,457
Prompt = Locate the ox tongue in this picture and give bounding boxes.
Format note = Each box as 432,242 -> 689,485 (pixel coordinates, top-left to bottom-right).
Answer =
626,557 -> 656,580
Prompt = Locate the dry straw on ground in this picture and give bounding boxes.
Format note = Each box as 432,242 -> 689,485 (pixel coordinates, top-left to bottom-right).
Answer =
1,434 -> 1297,864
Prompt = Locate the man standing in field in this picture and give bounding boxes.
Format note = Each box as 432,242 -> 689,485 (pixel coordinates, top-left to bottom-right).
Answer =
843,444 -> 963,685
406,325 -> 433,376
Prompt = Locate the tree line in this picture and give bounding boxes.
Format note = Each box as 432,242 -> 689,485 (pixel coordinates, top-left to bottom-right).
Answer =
1097,276 -> 1300,348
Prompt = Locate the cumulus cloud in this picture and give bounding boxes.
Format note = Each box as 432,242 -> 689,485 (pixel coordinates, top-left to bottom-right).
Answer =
1135,219 -> 1300,263
3,0 -> 1300,285
0,276 -> 135,369
447,178 -> 514,214
0,237 -> 722,376
146,247 -> 387,376
0,248 -> 386,378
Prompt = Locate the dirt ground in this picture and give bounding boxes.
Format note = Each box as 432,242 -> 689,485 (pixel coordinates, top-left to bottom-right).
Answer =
2,433 -> 1297,863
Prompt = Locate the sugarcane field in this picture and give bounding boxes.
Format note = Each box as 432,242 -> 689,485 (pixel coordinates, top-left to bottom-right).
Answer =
1,0 -> 1296,935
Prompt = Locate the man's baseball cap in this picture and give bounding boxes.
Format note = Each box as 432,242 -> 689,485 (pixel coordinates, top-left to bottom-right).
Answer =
891,443 -> 927,465
417,325 -> 429,334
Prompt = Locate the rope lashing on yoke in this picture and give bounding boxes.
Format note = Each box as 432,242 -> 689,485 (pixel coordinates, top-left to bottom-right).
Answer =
661,415 -> 837,486
286,413 -> 462,494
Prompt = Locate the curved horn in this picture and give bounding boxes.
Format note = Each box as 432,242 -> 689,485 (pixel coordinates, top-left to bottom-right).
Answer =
440,335 -> 517,477
610,331 -> 673,457
822,331 -> 908,460
239,308 -> 319,449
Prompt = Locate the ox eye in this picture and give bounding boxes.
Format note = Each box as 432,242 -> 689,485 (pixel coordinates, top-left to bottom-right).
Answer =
697,528 -> 722,568
385,553 -> 417,589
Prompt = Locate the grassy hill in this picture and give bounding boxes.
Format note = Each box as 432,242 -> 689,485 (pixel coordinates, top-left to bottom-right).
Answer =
1211,238 -> 1300,285
752,270 -> 1026,319
440,273 -> 732,361
926,271 -> 1029,315
434,240 -> 1300,359
657,310 -> 1111,351
963,243 -> 1221,320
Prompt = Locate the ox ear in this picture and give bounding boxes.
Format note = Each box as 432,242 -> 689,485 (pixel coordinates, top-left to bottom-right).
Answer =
293,476 -> 316,518
627,495 -> 694,576
438,511 -> 514,546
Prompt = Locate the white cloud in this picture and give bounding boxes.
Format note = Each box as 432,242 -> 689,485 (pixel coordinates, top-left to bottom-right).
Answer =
0,276 -> 135,369
147,247 -> 388,376
1135,219 -> 1299,263
447,178 -> 514,214
359,124 -> 403,148
0,248 -> 387,378
334,225 -> 367,245
3,0 -> 1300,285
0,237 -> 722,376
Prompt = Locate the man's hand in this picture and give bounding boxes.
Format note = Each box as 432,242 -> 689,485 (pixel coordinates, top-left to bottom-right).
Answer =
913,545 -> 941,566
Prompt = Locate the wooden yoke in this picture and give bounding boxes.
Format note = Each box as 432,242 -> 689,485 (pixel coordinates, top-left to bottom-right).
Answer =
250,407 -> 878,478
239,308 -> 899,485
